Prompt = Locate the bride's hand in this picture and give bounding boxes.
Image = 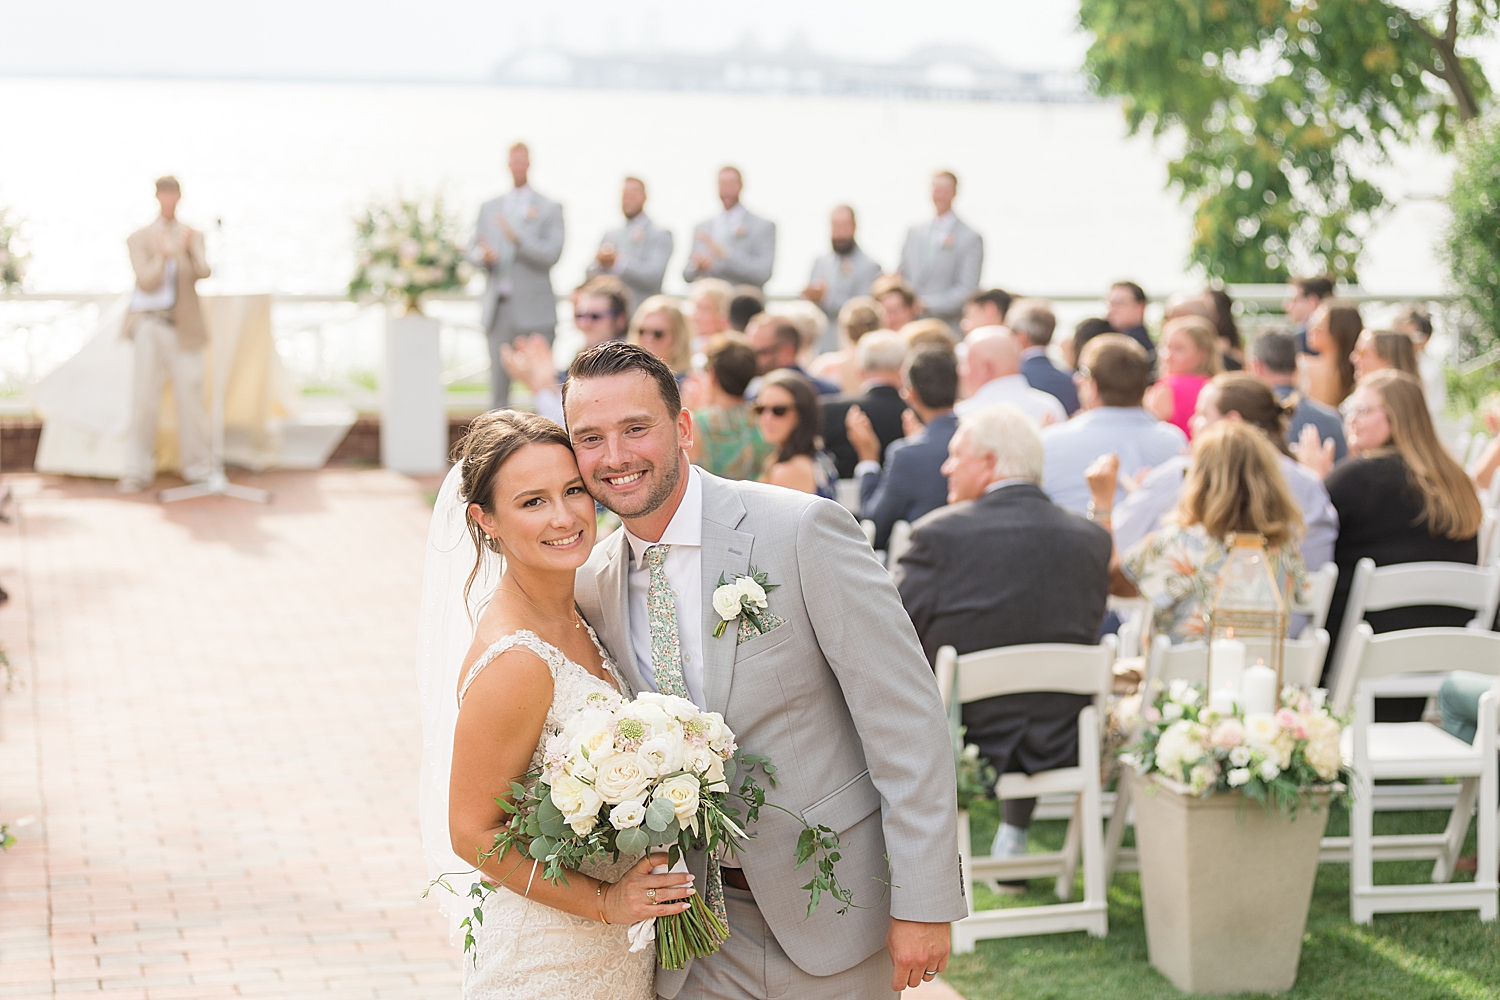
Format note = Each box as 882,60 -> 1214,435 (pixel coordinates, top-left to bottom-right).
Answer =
603,852 -> 695,924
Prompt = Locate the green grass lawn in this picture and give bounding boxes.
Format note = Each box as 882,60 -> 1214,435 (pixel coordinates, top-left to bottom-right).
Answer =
943,799 -> 1500,999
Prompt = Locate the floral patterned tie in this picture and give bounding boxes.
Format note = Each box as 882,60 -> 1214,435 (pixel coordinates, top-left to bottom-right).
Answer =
644,544 -> 727,931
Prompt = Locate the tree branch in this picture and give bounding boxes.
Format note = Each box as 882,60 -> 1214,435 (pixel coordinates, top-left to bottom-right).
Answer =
1447,0 -> 1459,48
1394,1 -> 1480,119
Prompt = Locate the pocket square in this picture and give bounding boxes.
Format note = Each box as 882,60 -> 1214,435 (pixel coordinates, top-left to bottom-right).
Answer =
737,613 -> 785,645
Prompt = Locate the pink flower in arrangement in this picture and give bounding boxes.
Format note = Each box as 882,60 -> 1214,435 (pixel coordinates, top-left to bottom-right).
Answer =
1275,708 -> 1300,733
1144,706 -> 1162,724
1212,719 -> 1246,749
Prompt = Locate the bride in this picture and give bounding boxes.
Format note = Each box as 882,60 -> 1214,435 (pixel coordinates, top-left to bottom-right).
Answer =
419,409 -> 692,999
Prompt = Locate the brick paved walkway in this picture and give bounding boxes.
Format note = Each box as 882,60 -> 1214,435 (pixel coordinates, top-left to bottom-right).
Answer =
0,469 -> 966,1000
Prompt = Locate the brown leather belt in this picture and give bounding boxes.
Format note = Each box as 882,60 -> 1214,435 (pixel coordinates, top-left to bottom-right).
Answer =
720,866 -> 751,893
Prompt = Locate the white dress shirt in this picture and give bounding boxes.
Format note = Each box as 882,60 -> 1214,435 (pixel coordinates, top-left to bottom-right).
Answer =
711,204 -> 748,248
955,374 -> 1068,426
622,465 -> 706,707
130,257 -> 177,311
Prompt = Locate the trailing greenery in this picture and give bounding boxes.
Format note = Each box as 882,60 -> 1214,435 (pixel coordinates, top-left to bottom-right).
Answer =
1080,0 -> 1494,282
1447,113 -> 1500,359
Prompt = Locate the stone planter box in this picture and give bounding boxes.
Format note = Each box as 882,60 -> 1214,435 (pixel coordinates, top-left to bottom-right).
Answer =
1130,771 -> 1332,995
381,313 -> 447,474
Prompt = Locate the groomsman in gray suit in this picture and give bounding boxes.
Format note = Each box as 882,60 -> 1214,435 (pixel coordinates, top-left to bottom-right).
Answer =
567,343 -> 966,998
801,205 -> 882,353
898,171 -> 983,327
469,142 -> 564,409
587,176 -> 674,313
682,166 -> 776,290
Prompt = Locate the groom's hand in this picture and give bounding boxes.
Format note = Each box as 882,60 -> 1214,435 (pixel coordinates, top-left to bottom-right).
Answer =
887,918 -> 950,991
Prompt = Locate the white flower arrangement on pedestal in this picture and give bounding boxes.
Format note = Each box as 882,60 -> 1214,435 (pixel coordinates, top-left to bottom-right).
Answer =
1123,678 -> 1351,815
0,205 -> 29,290
348,195 -> 471,314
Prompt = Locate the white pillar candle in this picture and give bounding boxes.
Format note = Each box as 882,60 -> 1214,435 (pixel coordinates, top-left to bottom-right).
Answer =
1211,637 -> 1247,694
1208,688 -> 1237,717
1241,661 -> 1278,716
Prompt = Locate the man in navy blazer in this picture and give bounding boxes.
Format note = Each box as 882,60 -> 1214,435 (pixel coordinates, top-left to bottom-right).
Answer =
1007,298 -> 1079,415
849,348 -> 958,550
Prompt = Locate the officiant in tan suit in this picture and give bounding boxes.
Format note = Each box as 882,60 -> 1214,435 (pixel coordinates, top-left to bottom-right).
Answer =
120,176 -> 212,493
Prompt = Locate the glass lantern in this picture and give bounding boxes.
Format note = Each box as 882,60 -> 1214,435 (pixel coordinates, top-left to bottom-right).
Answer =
1203,532 -> 1290,693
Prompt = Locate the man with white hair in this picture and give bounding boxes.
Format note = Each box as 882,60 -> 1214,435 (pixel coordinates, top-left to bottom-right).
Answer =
822,330 -> 910,478
895,403 -> 1111,886
955,326 -> 1067,426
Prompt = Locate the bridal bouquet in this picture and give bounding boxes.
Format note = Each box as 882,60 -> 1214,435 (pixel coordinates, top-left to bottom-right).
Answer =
1123,679 -> 1351,816
454,690 -> 851,969
348,195 -> 471,313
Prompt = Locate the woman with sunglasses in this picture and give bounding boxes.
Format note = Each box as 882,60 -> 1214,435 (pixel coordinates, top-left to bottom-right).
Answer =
627,295 -> 693,382
753,370 -> 838,499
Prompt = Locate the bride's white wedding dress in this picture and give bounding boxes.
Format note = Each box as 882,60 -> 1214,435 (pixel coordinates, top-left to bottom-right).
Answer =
456,627 -> 654,1000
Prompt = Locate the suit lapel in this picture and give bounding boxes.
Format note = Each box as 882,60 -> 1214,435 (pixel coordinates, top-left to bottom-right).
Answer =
698,474 -> 752,717
594,530 -> 643,693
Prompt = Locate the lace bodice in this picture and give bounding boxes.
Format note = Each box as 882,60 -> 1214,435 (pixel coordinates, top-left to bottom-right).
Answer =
457,625 -> 653,1000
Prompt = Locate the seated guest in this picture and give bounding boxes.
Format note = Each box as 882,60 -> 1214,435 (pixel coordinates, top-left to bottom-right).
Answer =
688,338 -> 772,480
895,404 -> 1110,870
1114,373 -> 1338,573
728,290 -> 765,332
808,296 -> 884,394
1097,421 -> 1309,644
1205,287 -> 1245,370
872,273 -> 921,332
961,288 -> 1013,335
851,348 -> 958,549
955,326 -> 1067,426
822,331 -> 909,478
1247,329 -> 1346,462
745,315 -> 841,395
1041,335 -> 1187,514
1105,280 -> 1156,362
1316,370 -> 1483,690
1007,297 -> 1079,414
1063,316 -> 1113,371
902,318 -> 959,356
754,370 -> 837,498
1351,328 -> 1419,381
628,295 -> 693,380
1394,303 -> 1446,416
687,277 -> 733,345
1145,314 -> 1222,438
772,300 -> 830,371
1286,274 -> 1335,355
1305,299 -> 1362,408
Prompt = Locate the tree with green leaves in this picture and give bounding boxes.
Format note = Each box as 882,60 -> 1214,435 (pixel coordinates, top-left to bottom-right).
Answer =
1080,0 -> 1494,282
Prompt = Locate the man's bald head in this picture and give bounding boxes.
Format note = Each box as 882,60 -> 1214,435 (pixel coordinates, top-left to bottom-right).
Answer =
959,325 -> 1021,397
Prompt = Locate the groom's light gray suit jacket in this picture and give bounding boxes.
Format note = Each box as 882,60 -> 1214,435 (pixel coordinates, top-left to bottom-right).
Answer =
577,471 -> 967,995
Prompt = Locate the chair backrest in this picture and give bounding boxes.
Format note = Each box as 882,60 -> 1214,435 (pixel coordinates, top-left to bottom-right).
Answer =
1484,473 -> 1500,514
1480,509 -> 1500,568
859,518 -> 876,546
886,520 -> 914,570
1143,629 -> 1330,693
1295,562 -> 1339,630
1464,429 -> 1491,470
1332,623 -> 1500,715
835,478 -> 862,515
935,637 -> 1117,713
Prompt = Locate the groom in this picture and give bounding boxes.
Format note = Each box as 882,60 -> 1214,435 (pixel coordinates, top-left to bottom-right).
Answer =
566,343 -> 966,998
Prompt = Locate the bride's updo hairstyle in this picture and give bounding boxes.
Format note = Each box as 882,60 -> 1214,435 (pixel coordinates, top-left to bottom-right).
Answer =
455,409 -> 573,602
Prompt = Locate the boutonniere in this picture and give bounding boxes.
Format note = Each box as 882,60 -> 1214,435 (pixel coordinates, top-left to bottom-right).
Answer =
526,205 -> 539,220
711,568 -> 779,638
734,224 -> 747,239
941,233 -> 955,249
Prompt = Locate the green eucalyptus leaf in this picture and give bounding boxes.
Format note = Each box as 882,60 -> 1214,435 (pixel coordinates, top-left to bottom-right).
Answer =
645,797 -> 676,832
615,825 -> 649,856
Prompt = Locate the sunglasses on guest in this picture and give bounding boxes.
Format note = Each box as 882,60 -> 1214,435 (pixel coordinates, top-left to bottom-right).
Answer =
574,310 -> 617,323
752,403 -> 793,417
638,327 -> 672,341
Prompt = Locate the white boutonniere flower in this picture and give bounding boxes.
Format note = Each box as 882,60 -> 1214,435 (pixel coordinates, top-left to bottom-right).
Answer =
711,567 -> 779,638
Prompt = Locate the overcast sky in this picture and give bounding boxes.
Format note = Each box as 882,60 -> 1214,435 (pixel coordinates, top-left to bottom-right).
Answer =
2,1 -> 1090,79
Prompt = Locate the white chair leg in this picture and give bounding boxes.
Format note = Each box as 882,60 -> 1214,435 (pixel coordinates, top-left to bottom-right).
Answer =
1350,693 -> 1375,925
1432,778 -> 1479,883
1054,795 -> 1082,902
1102,776 -> 1132,884
1477,692 -> 1498,921
1077,709 -> 1107,937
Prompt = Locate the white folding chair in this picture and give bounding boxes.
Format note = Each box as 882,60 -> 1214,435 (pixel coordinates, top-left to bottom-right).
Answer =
1464,430 -> 1491,471
886,520 -> 913,570
936,638 -> 1116,949
834,478 -> 861,515
1484,473 -> 1500,514
1108,596 -> 1148,658
1479,509 -> 1500,569
859,518 -> 876,546
1103,630 -> 1330,879
1339,625 -> 1499,923
1296,562 -> 1339,633
1327,559 -> 1500,701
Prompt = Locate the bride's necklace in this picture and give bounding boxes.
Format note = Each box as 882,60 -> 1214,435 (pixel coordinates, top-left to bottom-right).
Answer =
502,584 -> 583,630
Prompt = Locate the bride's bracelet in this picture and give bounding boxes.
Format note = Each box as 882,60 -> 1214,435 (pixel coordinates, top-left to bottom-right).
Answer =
596,881 -> 610,924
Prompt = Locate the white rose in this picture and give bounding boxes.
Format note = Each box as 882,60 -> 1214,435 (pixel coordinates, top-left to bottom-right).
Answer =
1227,767 -> 1251,787
622,701 -> 673,737
633,692 -> 669,707
563,707 -> 615,744
638,734 -> 685,777
735,577 -> 768,608
564,747 -> 598,783
1259,759 -> 1281,782
1243,713 -> 1280,750
704,754 -> 728,792
1303,714 -> 1343,781
1153,720 -> 1205,778
712,584 -> 744,621
1162,701 -> 1184,721
660,695 -> 701,723
1177,686 -> 1200,707
684,744 -> 717,776
568,790 -> 602,836
656,774 -> 702,828
1168,678 -> 1191,702
1229,746 -> 1253,768
594,754 -> 653,805
551,774 -> 601,831
609,799 -> 647,830
700,712 -> 726,745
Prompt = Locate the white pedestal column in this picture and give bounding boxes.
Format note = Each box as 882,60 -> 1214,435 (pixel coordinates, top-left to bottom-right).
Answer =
381,312 -> 447,474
